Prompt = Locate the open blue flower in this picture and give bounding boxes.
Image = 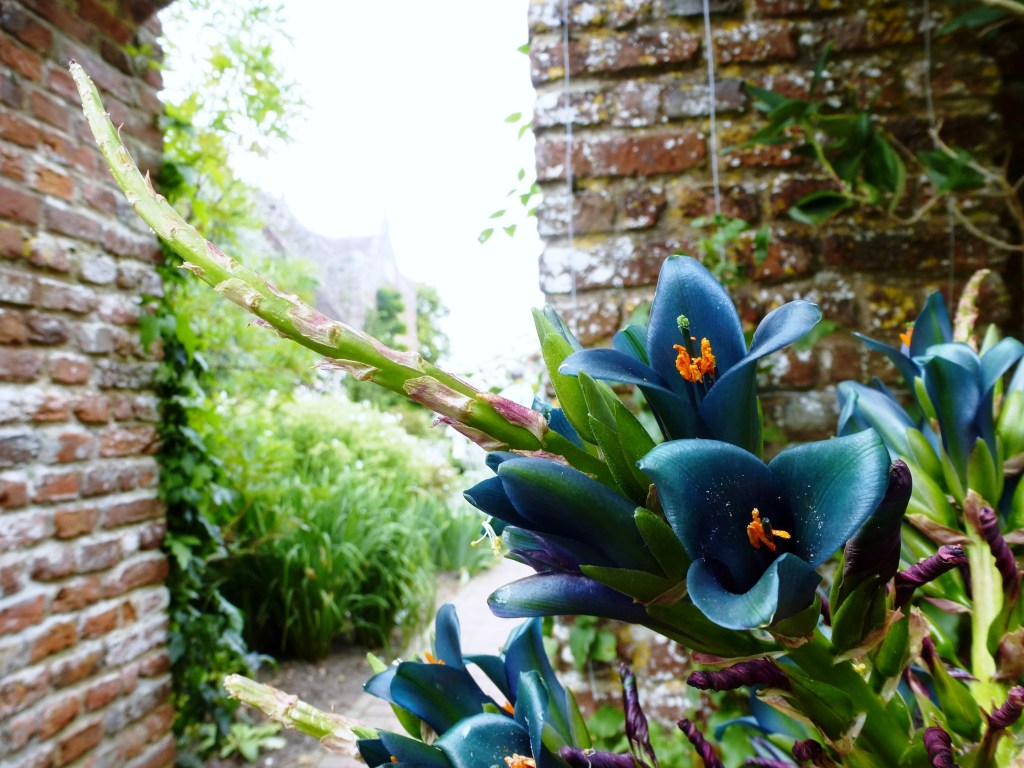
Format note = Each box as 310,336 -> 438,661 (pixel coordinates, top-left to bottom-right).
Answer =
359,605 -> 584,768
853,290 -> 952,391
560,255 -> 821,454
841,337 -> 1023,505
639,431 -> 891,630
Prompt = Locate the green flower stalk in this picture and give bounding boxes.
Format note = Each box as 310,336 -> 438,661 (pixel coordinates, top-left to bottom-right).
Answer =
69,61 -> 610,484
223,674 -> 374,755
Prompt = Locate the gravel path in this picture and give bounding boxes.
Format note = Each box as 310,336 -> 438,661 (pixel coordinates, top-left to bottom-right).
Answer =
215,558 -> 532,768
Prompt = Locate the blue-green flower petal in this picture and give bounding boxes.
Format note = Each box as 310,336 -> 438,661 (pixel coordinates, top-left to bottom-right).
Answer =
981,337 -> 1024,392
380,731 -> 452,767
387,662 -> 496,733
647,256 -> 747,395
919,343 -> 983,478
559,349 -> 672,393
768,430 -> 890,566
433,604 -> 465,669
464,653 -> 512,702
436,714 -> 533,768
688,553 -> 822,630
515,671 -> 561,766
909,291 -> 952,356
463,476 -> 532,531
837,381 -> 917,456
639,439 -> 784,591
498,458 -> 654,571
700,300 -> 821,450
489,573 -> 651,625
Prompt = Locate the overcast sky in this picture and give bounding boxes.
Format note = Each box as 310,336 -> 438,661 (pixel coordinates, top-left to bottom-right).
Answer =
163,1 -> 547,378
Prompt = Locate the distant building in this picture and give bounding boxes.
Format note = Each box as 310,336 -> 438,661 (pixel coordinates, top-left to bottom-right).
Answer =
252,192 -> 418,351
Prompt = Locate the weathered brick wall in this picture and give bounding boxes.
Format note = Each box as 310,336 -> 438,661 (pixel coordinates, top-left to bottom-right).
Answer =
1,1 -> 175,766
529,0 -> 1020,450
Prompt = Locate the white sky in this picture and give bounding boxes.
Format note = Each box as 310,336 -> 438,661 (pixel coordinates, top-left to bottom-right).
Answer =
164,1 -> 546,378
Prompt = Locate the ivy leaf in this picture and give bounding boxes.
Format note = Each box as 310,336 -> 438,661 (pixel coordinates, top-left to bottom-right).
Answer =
918,148 -> 986,194
788,190 -> 853,224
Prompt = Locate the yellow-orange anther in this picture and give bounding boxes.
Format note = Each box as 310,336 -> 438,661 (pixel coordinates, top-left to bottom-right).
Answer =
501,700 -> 515,715
674,338 -> 717,383
504,756 -> 536,768
423,651 -> 445,665
900,324 -> 914,348
746,508 -> 791,552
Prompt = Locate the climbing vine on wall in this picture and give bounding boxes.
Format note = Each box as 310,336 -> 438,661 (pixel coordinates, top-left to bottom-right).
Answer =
153,0 -> 304,759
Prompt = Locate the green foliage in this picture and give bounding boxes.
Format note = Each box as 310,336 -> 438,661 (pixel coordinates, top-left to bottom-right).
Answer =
155,0 -> 305,760
366,286 -> 409,349
691,214 -> 770,287
566,616 -> 618,671
199,721 -> 285,763
148,248 -> 254,761
205,395 -> 489,659
416,283 -> 451,364
480,101 -> 540,243
738,48 -> 907,223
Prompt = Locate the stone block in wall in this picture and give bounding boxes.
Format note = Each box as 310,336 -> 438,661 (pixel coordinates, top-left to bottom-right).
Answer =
530,26 -> 701,84
536,131 -> 706,180
1,1 -> 172,765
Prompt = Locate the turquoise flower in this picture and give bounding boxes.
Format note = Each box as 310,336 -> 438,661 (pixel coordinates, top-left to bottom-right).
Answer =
639,431 -> 892,630
359,605 -> 586,768
560,255 -> 820,454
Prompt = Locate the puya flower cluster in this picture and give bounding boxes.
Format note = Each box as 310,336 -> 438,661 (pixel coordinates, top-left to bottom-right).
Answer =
72,64 -> 1024,767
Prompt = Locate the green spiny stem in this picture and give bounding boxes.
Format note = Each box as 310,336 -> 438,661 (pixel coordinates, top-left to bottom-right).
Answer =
965,525 -> 1002,706
223,674 -> 374,754
71,62 -> 610,482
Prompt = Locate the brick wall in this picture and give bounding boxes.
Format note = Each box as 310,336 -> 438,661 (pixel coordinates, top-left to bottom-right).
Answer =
528,0 -> 1021,450
1,1 -> 174,766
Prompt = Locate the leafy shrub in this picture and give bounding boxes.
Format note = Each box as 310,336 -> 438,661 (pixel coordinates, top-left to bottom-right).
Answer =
207,394 -> 488,659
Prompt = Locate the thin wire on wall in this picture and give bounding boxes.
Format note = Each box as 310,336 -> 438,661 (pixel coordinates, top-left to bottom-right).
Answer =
561,0 -> 578,329
702,0 -> 723,216
922,0 -> 957,296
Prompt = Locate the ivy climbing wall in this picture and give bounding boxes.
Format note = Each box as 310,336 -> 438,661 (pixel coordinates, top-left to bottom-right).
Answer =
529,0 -> 1022,450
0,1 -> 174,766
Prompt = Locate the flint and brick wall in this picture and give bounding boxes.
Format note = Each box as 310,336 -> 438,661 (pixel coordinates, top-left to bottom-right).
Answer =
529,0 -> 1022,450
1,1 -> 174,766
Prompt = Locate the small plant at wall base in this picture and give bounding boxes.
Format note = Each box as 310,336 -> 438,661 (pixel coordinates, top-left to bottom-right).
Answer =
75,64 -> 1024,768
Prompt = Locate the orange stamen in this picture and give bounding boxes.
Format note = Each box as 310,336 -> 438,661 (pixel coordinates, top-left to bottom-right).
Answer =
746,508 -> 791,552
504,756 -> 536,768
900,324 -> 914,349
674,338 -> 717,383
423,651 -> 445,665
501,700 -> 515,715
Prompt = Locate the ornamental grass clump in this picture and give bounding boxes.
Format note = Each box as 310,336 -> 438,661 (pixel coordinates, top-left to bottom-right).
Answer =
73,63 -> 1024,767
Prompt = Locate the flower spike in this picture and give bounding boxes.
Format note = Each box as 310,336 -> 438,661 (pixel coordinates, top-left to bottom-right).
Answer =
687,660 -> 790,692
988,685 -> 1024,730
893,545 -> 968,610
678,719 -> 725,768
620,663 -> 658,768
923,726 -> 959,768
976,506 -> 1021,601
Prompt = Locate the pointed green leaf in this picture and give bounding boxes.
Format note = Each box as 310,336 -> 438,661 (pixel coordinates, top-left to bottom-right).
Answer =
928,655 -> 982,740
541,334 -> 596,444
788,190 -> 854,225
634,508 -> 689,582
581,564 -> 682,604
967,436 -> 1001,507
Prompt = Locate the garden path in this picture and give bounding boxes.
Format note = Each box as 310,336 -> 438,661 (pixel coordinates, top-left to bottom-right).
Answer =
248,557 -> 532,768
